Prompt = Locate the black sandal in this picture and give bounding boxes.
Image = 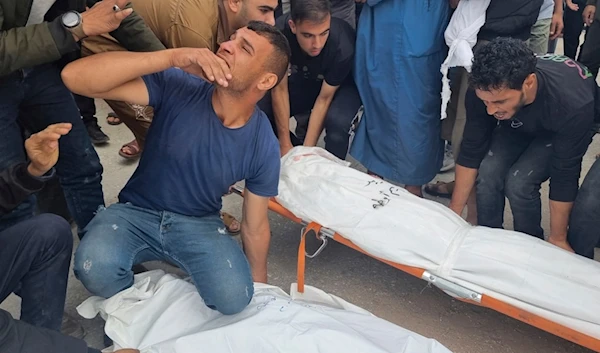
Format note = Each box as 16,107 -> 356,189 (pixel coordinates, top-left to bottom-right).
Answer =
424,181 -> 455,199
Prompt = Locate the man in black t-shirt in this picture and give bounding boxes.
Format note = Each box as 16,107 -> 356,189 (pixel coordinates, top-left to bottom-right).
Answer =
450,37 -> 599,257
258,0 -> 360,159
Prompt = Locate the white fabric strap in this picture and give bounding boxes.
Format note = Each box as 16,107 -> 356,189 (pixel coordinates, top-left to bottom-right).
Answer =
440,0 -> 491,120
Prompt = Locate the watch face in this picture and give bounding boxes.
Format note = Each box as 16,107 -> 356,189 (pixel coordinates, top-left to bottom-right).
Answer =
62,12 -> 80,28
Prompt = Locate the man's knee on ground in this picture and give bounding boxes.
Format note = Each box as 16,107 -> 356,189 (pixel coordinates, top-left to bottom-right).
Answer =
207,282 -> 254,315
73,226 -> 130,298
201,266 -> 254,315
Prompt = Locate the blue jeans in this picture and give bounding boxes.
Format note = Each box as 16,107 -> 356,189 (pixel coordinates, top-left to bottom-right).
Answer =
568,158 -> 600,258
0,214 -> 73,331
476,126 -> 553,238
74,203 -> 254,315
0,64 -> 104,235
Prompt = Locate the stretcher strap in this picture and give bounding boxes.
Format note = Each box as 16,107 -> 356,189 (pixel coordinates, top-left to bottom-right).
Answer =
297,222 -> 323,293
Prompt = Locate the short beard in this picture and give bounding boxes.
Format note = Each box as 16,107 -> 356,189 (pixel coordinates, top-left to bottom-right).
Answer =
218,79 -> 251,97
512,91 -> 527,116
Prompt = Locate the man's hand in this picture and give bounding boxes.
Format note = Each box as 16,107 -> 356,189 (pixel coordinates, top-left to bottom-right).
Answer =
449,203 -> 464,217
584,5 -> 596,26
170,48 -> 232,87
550,12 -> 564,40
449,165 -> 479,221
566,0 -> 579,11
280,141 -> 293,157
25,123 -> 72,177
548,236 -> 575,253
81,0 -> 133,38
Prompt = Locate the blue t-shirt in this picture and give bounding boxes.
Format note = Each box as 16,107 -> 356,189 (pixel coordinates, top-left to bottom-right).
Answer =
118,68 -> 280,217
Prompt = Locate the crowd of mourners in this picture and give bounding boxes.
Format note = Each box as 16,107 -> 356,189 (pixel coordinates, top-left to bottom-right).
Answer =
0,0 -> 599,351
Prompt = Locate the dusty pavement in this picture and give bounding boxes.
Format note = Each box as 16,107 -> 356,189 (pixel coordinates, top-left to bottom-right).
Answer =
2,101 -> 599,353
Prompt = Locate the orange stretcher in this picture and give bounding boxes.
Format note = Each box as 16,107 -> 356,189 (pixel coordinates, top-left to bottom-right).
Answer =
231,186 -> 600,352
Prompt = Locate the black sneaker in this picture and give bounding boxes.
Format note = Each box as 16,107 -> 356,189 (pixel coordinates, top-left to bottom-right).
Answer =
85,120 -> 110,145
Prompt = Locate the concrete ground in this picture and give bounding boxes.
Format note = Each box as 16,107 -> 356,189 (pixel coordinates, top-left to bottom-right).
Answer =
2,43 -> 599,353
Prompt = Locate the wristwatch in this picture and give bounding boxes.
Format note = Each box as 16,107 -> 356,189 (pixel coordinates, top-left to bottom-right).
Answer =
61,11 -> 87,40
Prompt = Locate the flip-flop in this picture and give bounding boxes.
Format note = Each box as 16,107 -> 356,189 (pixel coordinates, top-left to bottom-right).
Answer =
220,212 -> 241,235
106,112 -> 122,125
424,181 -> 454,199
118,139 -> 142,160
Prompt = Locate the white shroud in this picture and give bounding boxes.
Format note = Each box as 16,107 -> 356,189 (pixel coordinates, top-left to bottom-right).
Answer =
77,270 -> 452,353
277,147 -> 600,339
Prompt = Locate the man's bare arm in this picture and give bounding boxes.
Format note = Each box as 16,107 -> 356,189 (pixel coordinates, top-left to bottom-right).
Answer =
304,81 -> 339,147
449,164 -> 478,217
550,0 -> 564,40
548,201 -> 575,252
61,50 -> 173,105
240,190 -> 271,283
62,48 -> 231,105
271,75 -> 293,155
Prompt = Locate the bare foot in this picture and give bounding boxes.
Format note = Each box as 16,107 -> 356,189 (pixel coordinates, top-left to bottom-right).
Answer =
118,139 -> 142,160
106,112 -> 122,125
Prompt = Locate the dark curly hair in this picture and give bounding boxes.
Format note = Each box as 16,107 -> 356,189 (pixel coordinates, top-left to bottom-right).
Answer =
469,37 -> 537,91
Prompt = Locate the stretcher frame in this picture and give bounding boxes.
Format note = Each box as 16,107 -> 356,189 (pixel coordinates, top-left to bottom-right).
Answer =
232,186 -> 600,352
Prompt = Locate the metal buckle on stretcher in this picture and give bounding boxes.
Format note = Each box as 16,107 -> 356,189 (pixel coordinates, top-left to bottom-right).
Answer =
301,225 -> 329,258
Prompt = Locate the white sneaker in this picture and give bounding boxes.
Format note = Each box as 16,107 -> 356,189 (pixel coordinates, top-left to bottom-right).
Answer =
440,142 -> 455,172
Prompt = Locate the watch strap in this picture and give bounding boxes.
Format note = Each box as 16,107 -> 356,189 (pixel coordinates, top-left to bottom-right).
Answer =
69,23 -> 87,41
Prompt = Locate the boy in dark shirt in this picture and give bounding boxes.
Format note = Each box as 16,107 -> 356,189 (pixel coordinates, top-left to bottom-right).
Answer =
258,0 -> 361,159
450,37 -> 597,255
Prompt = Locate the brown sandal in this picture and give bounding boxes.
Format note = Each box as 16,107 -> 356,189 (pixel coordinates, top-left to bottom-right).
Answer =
220,212 -> 241,235
118,139 -> 142,160
106,112 -> 122,125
